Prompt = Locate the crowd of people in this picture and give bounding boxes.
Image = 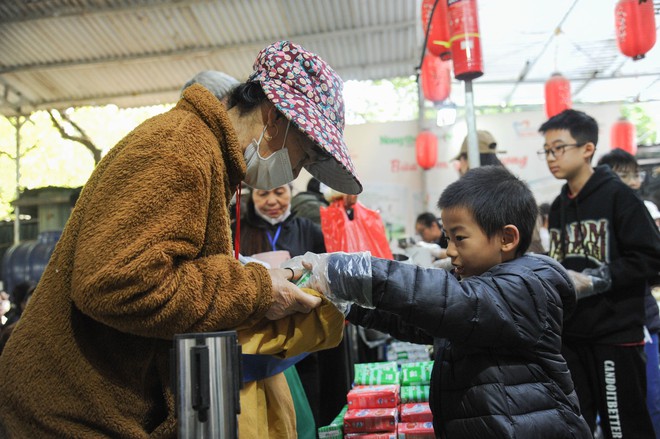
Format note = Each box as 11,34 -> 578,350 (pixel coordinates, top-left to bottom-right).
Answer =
0,39 -> 659,439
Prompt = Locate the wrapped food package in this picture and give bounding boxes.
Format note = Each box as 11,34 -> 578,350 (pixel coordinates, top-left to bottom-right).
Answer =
347,385 -> 400,409
343,407 -> 398,434
318,405 -> 348,438
399,403 -> 433,422
400,361 -> 433,386
344,433 -> 397,438
399,385 -> 430,403
397,421 -> 435,438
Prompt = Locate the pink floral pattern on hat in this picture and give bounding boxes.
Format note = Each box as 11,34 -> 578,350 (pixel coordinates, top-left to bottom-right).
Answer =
249,41 -> 362,194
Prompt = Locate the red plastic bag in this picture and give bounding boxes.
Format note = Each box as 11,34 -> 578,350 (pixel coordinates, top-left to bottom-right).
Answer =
320,200 -> 393,260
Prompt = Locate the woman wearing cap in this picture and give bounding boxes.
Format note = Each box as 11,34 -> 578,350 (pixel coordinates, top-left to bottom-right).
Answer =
0,40 -> 361,438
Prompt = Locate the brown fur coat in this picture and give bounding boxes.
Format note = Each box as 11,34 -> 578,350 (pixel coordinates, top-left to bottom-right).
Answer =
0,85 -> 281,437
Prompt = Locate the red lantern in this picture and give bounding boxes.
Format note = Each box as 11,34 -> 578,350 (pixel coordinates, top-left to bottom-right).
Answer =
544,73 -> 572,118
615,0 -> 657,61
610,118 -> 637,155
447,0 -> 484,81
421,55 -> 452,103
416,131 -> 438,170
421,0 -> 452,60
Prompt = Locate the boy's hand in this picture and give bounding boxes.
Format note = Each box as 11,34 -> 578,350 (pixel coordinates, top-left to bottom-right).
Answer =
568,270 -> 594,300
568,265 -> 612,300
284,251 -> 374,311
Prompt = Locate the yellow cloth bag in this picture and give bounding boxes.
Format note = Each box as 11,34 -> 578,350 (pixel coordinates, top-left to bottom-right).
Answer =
235,288 -> 344,438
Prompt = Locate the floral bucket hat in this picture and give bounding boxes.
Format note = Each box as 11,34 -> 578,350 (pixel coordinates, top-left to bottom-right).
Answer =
249,40 -> 362,194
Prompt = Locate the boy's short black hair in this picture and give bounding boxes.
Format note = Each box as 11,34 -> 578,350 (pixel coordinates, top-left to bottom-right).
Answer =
596,148 -> 638,173
415,212 -> 439,228
538,109 -> 599,151
438,166 -> 538,257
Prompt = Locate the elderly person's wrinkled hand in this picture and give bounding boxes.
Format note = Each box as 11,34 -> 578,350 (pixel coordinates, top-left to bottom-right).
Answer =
266,268 -> 321,320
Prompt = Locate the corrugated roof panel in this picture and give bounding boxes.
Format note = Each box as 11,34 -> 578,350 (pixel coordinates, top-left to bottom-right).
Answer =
1,0 -> 659,116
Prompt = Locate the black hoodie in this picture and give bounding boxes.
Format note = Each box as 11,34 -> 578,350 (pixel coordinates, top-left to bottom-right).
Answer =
548,165 -> 660,344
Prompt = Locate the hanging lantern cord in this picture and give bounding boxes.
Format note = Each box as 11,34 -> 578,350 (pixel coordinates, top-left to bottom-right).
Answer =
416,0 -> 440,84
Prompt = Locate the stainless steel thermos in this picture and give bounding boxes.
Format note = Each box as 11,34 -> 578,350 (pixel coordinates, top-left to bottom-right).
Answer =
174,331 -> 241,439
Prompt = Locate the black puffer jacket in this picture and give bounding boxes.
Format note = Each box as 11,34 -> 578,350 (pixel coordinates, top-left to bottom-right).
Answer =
345,254 -> 591,439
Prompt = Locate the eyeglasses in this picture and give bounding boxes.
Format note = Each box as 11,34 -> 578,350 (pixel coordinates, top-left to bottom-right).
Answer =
616,171 -> 647,181
537,143 -> 585,159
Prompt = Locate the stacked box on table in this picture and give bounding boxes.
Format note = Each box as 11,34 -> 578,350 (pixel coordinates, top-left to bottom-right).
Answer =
347,385 -> 400,409
399,403 -> 433,423
343,407 -> 398,434
318,404 -> 348,438
397,421 -> 435,438
354,361 -> 398,373
386,341 -> 431,365
399,385 -> 430,403
344,433 -> 397,438
354,361 -> 400,385
400,361 -> 433,386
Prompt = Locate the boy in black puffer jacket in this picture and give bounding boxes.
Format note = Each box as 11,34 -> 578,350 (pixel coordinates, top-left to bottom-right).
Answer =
287,166 -> 592,439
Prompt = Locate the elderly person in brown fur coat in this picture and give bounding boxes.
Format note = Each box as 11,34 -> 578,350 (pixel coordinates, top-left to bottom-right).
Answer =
0,40 -> 361,438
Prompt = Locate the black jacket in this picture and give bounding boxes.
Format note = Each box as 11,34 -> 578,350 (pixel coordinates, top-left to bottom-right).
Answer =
231,201 -> 325,257
290,191 -> 329,225
345,254 -> 591,439
548,165 -> 660,343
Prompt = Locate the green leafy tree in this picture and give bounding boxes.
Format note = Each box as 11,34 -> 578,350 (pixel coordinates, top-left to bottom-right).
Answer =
622,104 -> 658,146
0,104 -> 170,219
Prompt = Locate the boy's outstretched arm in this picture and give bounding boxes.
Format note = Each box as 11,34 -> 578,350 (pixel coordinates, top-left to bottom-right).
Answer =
302,253 -> 551,348
346,305 -> 434,346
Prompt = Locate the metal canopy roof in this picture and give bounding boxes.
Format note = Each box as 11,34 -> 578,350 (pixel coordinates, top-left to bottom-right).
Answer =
0,0 -> 659,116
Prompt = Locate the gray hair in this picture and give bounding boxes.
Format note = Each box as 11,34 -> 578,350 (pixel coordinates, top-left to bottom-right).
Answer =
182,71 -> 240,100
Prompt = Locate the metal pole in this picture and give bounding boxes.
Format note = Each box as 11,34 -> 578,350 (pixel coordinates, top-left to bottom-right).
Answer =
417,76 -> 428,210
12,116 -> 24,246
464,80 -> 480,170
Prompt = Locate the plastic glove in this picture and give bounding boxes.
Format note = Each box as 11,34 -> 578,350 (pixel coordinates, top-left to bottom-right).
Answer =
568,264 -> 612,300
415,241 -> 445,259
582,264 -> 612,295
284,251 -> 374,312
238,253 -> 271,268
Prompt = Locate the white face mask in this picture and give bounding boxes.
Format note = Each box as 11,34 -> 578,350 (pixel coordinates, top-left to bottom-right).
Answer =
243,121 -> 293,190
255,205 -> 291,225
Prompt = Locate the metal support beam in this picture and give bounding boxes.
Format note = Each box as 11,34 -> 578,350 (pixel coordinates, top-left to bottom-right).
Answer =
10,116 -> 25,245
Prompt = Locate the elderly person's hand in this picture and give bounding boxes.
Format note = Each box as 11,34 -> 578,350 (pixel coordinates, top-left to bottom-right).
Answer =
265,268 -> 321,320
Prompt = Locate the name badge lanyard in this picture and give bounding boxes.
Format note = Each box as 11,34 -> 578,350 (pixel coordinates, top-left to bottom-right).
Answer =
266,225 -> 282,252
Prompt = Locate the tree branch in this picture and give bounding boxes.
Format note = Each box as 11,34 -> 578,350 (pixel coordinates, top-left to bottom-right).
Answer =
48,110 -> 102,164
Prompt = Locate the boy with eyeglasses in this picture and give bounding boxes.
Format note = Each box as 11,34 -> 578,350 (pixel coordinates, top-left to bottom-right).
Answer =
539,109 -> 660,438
